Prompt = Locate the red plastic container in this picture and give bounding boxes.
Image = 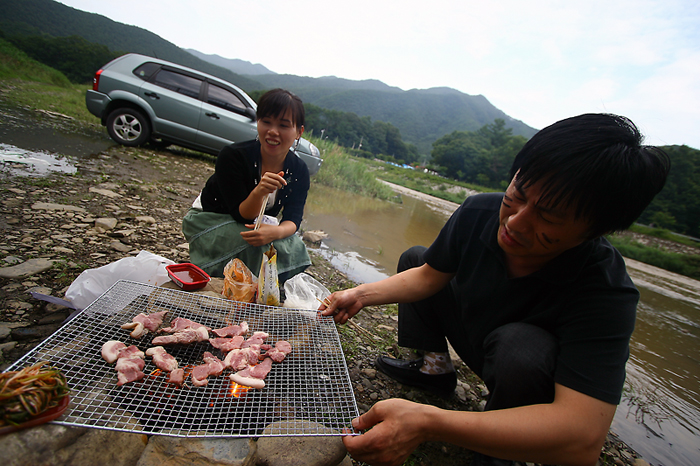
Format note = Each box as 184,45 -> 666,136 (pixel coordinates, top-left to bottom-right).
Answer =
166,263 -> 211,291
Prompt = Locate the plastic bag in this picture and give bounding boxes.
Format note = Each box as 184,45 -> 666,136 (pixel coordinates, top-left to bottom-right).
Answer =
257,244 -> 280,306
222,258 -> 257,303
64,250 -> 175,310
283,273 -> 331,310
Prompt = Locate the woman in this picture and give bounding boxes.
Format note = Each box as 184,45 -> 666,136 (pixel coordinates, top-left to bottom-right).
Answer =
182,88 -> 311,282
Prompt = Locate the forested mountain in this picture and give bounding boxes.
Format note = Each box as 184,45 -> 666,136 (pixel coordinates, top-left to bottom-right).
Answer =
0,0 -> 262,91
0,0 -> 537,154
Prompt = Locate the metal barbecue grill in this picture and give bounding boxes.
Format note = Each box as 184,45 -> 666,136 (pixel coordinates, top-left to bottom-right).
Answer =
4,280 -> 360,437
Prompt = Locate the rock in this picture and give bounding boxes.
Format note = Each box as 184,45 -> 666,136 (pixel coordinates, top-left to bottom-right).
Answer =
30,202 -> 86,213
136,216 -> 157,224
0,424 -> 146,466
255,420 -> 347,466
0,258 -> 55,279
11,324 -> 62,341
89,187 -> 122,198
302,230 -> 328,244
95,217 -> 118,230
137,435 -> 253,466
110,240 -> 132,252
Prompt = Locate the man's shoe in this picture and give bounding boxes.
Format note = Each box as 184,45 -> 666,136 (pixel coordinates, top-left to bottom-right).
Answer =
375,355 -> 457,399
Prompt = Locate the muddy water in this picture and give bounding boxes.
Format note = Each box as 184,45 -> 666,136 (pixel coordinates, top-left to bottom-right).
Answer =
304,185 -> 700,466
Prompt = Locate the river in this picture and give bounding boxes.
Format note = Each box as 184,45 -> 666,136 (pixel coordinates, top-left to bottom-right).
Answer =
303,183 -> 700,466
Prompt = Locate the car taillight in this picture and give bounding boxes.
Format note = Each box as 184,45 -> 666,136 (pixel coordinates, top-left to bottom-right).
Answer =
93,69 -> 103,91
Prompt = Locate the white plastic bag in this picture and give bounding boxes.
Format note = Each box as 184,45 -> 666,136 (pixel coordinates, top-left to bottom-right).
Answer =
283,273 -> 330,310
65,250 -> 175,310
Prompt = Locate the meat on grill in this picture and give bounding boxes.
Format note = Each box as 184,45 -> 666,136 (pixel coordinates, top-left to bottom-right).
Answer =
211,321 -> 249,338
264,340 -> 293,363
224,346 -> 261,371
101,340 -> 127,363
116,356 -> 146,386
145,346 -> 179,372
151,326 -> 209,345
168,368 -> 185,387
160,317 -> 211,334
209,335 -> 244,352
105,343 -> 146,386
191,352 -> 226,387
120,310 -> 168,338
230,358 -> 273,389
241,331 -> 269,348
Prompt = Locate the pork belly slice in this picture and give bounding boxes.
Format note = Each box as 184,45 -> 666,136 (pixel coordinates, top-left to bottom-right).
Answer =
190,352 -> 226,387
115,357 -> 146,386
151,326 -> 210,345
230,358 -> 273,390
121,310 -> 169,338
265,340 -> 293,363
168,368 -> 185,387
223,346 -> 261,371
160,317 -> 211,334
209,335 -> 244,352
145,346 -> 179,372
211,321 -> 249,338
241,331 -> 269,349
101,340 -> 127,363
117,345 -> 145,360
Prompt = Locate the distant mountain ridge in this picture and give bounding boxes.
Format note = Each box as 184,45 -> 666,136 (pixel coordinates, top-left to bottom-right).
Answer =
0,0 -> 538,153
185,49 -> 275,76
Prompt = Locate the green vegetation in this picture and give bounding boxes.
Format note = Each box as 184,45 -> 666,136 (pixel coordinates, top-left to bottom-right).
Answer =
607,234 -> 700,280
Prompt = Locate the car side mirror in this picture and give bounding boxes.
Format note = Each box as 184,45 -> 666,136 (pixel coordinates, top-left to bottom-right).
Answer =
245,107 -> 257,121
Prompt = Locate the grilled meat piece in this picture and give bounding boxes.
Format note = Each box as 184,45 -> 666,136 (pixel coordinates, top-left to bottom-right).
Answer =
211,321 -> 249,338
191,352 -> 226,387
120,310 -> 168,338
230,358 -> 273,390
265,340 -> 293,363
152,326 -> 209,345
145,346 -> 179,372
209,335 -> 244,352
160,317 -> 211,334
101,340 -> 127,363
168,368 -> 185,387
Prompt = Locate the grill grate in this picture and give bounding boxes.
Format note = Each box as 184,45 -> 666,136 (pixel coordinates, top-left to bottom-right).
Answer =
5,280 -> 359,437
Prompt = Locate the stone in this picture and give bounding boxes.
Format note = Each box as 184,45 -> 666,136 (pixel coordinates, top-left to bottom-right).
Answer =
89,187 -> 122,198
302,230 -> 328,244
0,341 -> 17,353
95,217 -> 118,230
11,324 -> 62,341
110,240 -> 132,253
255,420 -> 347,466
0,258 -> 55,279
136,435 -> 254,466
0,424 -> 146,466
30,202 -> 86,213
136,216 -> 157,224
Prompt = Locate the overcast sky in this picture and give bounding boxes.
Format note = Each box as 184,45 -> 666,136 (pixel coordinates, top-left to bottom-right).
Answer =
59,0 -> 700,149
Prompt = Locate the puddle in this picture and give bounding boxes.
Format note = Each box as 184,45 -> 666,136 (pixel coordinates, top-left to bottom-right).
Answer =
0,143 -> 77,176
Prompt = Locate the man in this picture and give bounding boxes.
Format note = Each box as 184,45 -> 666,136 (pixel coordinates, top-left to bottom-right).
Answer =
320,114 -> 670,466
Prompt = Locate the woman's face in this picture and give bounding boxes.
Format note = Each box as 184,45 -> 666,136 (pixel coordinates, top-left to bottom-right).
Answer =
257,108 -> 303,160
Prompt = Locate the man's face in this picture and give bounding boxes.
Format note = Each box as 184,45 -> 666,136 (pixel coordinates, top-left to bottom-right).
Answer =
498,175 -> 592,276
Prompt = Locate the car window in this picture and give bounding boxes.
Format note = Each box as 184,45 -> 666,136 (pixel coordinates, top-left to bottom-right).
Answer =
206,83 -> 248,113
132,62 -> 161,81
153,69 -> 202,99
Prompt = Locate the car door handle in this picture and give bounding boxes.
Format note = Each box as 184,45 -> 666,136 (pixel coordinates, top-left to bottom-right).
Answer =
144,92 -> 160,100
205,112 -> 220,120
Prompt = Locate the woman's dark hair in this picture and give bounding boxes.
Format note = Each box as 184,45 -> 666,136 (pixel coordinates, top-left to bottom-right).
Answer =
256,88 -> 305,129
510,113 -> 670,238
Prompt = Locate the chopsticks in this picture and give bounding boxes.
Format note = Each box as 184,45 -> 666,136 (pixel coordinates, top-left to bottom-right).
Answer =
253,193 -> 270,231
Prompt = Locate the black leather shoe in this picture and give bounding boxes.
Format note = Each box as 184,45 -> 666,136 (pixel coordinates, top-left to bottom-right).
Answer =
375,355 -> 457,399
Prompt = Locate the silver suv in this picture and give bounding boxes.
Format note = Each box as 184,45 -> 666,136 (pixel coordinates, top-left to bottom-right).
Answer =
86,53 -> 322,175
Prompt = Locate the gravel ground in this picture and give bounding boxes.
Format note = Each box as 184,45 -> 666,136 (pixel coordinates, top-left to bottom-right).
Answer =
0,107 -> 652,465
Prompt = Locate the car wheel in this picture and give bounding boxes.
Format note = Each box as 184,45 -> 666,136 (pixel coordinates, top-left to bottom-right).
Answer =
106,108 -> 151,146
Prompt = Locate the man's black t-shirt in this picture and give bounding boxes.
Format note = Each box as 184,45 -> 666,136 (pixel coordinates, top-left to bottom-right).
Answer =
424,193 -> 638,404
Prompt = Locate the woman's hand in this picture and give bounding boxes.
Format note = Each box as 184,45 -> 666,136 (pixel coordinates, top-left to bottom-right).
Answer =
343,399 -> 432,466
241,220 -> 297,247
319,288 -> 366,324
256,171 -> 287,196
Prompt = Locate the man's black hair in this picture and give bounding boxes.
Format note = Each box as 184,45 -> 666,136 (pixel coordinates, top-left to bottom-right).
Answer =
510,113 -> 670,238
256,88 -> 305,129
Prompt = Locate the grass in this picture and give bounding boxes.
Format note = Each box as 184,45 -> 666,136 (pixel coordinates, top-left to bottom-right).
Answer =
607,234 -> 700,279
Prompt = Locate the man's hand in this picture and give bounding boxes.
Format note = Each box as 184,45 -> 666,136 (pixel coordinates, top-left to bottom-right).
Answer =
343,399 -> 431,466
319,288 -> 365,324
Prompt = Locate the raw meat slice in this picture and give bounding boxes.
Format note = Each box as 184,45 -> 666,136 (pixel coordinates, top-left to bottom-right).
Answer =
209,335 -> 244,352
211,321 -> 248,337
145,346 -> 179,372
101,340 -> 127,363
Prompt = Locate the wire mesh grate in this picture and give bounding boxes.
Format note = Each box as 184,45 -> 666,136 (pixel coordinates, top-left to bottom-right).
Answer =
5,280 -> 359,437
